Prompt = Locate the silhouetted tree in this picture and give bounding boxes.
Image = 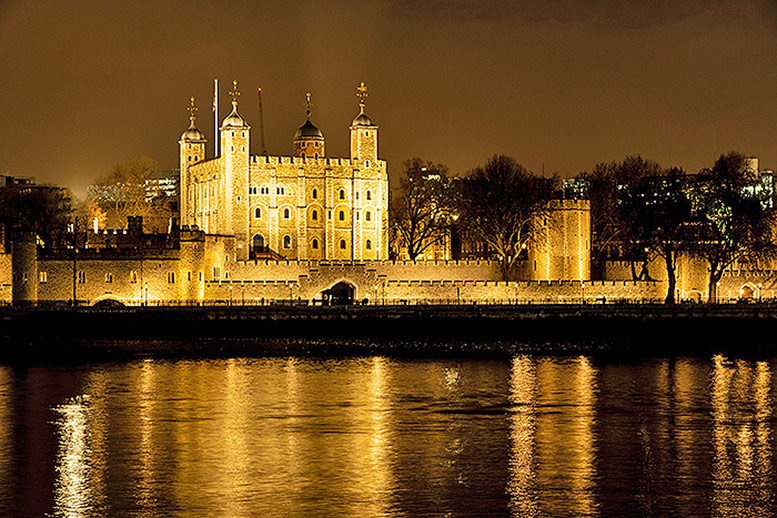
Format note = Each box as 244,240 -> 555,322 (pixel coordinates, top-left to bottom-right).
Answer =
620,167 -> 693,303
390,158 -> 455,260
688,152 -> 777,302
577,155 -> 662,278
0,182 -> 73,248
457,155 -> 554,280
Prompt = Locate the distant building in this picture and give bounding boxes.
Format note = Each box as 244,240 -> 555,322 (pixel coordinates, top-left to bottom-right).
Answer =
144,169 -> 179,202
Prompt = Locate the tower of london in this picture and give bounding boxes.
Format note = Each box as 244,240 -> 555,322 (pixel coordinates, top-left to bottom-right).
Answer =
179,81 -> 388,262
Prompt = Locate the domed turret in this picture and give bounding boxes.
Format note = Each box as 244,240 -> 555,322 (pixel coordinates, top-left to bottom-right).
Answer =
350,82 -> 378,163
180,96 -> 207,142
221,80 -> 248,128
351,81 -> 376,127
293,92 -> 325,158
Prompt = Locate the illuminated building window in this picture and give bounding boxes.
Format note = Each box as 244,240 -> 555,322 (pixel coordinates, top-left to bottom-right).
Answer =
366,240 -> 372,250
77,271 -> 86,284
283,235 -> 291,248
312,238 -> 319,249
130,271 -> 138,283
105,273 -> 113,283
339,210 -> 345,221
283,208 -> 290,219
339,239 -> 346,250
39,271 -> 47,283
312,210 -> 318,221
339,189 -> 345,200
366,190 -> 371,200
254,207 -> 261,218
168,272 -> 175,284
22,273 -> 27,283
365,211 -> 371,221
312,188 -> 318,199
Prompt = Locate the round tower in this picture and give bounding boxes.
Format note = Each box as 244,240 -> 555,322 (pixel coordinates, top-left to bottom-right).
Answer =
293,92 -> 325,158
11,231 -> 38,306
179,96 -> 207,227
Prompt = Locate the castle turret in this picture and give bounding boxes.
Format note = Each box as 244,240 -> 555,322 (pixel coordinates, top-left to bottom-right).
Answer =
179,96 -> 207,228
293,92 -> 325,158
350,81 -> 378,165
220,80 -> 251,260
11,231 -> 38,306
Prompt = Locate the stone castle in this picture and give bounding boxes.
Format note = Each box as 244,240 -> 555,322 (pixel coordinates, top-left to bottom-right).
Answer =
4,80 -> 767,307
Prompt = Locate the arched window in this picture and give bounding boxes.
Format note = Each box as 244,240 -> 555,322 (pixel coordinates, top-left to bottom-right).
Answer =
312,238 -> 319,249
283,235 -> 291,248
365,211 -> 371,221
311,209 -> 318,221
366,190 -> 371,200
338,210 -> 345,221
366,240 -> 372,250
254,207 -> 261,218
365,160 -> 370,168
277,186 -> 285,195
312,188 -> 318,199
283,208 -> 290,219
339,189 -> 345,200
339,239 -> 346,250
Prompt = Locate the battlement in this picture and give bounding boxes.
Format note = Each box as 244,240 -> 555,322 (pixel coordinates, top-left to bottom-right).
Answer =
250,155 -> 386,169
548,199 -> 591,210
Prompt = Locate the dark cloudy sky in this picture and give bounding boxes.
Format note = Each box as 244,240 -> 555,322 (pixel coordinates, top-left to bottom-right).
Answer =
3,0 -> 777,197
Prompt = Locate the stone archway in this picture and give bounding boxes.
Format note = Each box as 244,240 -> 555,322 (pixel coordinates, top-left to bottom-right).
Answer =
740,284 -> 756,300
92,295 -> 126,308
322,280 -> 356,305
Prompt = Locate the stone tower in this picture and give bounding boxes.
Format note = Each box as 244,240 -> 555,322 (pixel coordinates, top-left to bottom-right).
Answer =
220,80 -> 251,259
293,93 -> 325,158
350,82 -> 378,165
179,96 -> 207,228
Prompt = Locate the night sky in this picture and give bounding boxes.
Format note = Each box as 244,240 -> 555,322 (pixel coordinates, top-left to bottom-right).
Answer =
3,0 -> 777,197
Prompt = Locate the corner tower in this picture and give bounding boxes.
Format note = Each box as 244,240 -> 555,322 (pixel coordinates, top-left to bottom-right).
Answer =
220,80 -> 251,259
293,92 -> 325,158
179,96 -> 207,227
350,82 -> 378,165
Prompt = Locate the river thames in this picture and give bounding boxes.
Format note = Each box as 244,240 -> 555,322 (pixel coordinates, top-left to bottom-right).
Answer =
0,354 -> 775,517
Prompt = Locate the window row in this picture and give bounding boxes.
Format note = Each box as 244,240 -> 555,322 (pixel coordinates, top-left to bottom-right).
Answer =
253,207 -> 374,221
260,236 -> 373,251
247,186 -> 374,201
64,271 -> 205,284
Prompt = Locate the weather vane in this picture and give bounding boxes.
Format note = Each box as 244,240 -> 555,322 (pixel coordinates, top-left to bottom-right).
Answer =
305,92 -> 312,118
229,80 -> 240,104
356,81 -> 368,107
187,96 -> 198,120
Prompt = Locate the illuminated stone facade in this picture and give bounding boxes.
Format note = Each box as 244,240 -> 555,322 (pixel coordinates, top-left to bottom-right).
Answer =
179,83 -> 388,262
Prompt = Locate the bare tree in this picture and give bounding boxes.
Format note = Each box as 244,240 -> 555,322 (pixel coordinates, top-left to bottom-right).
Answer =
390,158 -> 455,260
0,182 -> 73,248
89,156 -> 170,230
689,152 -> 777,302
457,155 -> 554,280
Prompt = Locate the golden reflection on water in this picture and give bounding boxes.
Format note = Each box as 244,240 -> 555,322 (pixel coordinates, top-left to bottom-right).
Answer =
711,355 -> 774,517
0,367 -> 11,510
507,355 -> 538,517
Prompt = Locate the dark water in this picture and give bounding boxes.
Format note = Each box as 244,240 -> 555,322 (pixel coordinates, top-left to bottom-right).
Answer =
0,354 -> 775,517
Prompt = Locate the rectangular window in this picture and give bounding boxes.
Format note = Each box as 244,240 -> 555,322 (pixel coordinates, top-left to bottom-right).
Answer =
199,271 -> 203,281
187,271 -> 192,281
105,273 -> 113,283
213,267 -> 220,280
39,271 -> 47,283
78,271 -> 86,284
168,272 -> 175,284
130,271 -> 138,283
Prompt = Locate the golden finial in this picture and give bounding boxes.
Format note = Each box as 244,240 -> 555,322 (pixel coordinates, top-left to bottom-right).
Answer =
228,80 -> 240,104
187,96 -> 198,117
356,81 -> 368,107
305,92 -> 312,119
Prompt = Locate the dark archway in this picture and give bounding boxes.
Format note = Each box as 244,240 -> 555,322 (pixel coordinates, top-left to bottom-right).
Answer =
92,298 -> 126,308
322,281 -> 355,305
252,234 -> 266,254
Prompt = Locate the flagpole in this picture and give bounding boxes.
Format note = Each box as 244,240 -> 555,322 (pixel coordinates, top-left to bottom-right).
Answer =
213,78 -> 219,157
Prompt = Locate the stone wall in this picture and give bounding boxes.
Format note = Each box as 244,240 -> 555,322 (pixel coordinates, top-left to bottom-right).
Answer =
0,253 -> 11,303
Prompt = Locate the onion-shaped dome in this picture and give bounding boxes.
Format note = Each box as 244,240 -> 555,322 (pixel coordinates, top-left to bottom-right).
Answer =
180,121 -> 206,141
295,118 -> 324,140
351,111 -> 373,126
222,102 -> 247,128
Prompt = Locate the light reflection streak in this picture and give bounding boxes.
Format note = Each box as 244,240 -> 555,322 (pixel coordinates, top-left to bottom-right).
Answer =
574,356 -> 598,518
224,358 -> 251,517
0,368 -> 12,510
136,360 -> 156,515
507,355 -> 538,517
710,355 -> 774,517
52,398 -> 91,517
366,356 -> 393,517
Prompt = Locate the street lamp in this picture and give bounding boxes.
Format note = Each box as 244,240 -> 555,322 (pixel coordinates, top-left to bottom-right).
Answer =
144,282 -> 148,306
229,285 -> 233,307
581,282 -> 585,305
758,283 -> 763,302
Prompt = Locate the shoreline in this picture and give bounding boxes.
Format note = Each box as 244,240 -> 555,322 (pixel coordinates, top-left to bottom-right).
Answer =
1,303 -> 776,362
